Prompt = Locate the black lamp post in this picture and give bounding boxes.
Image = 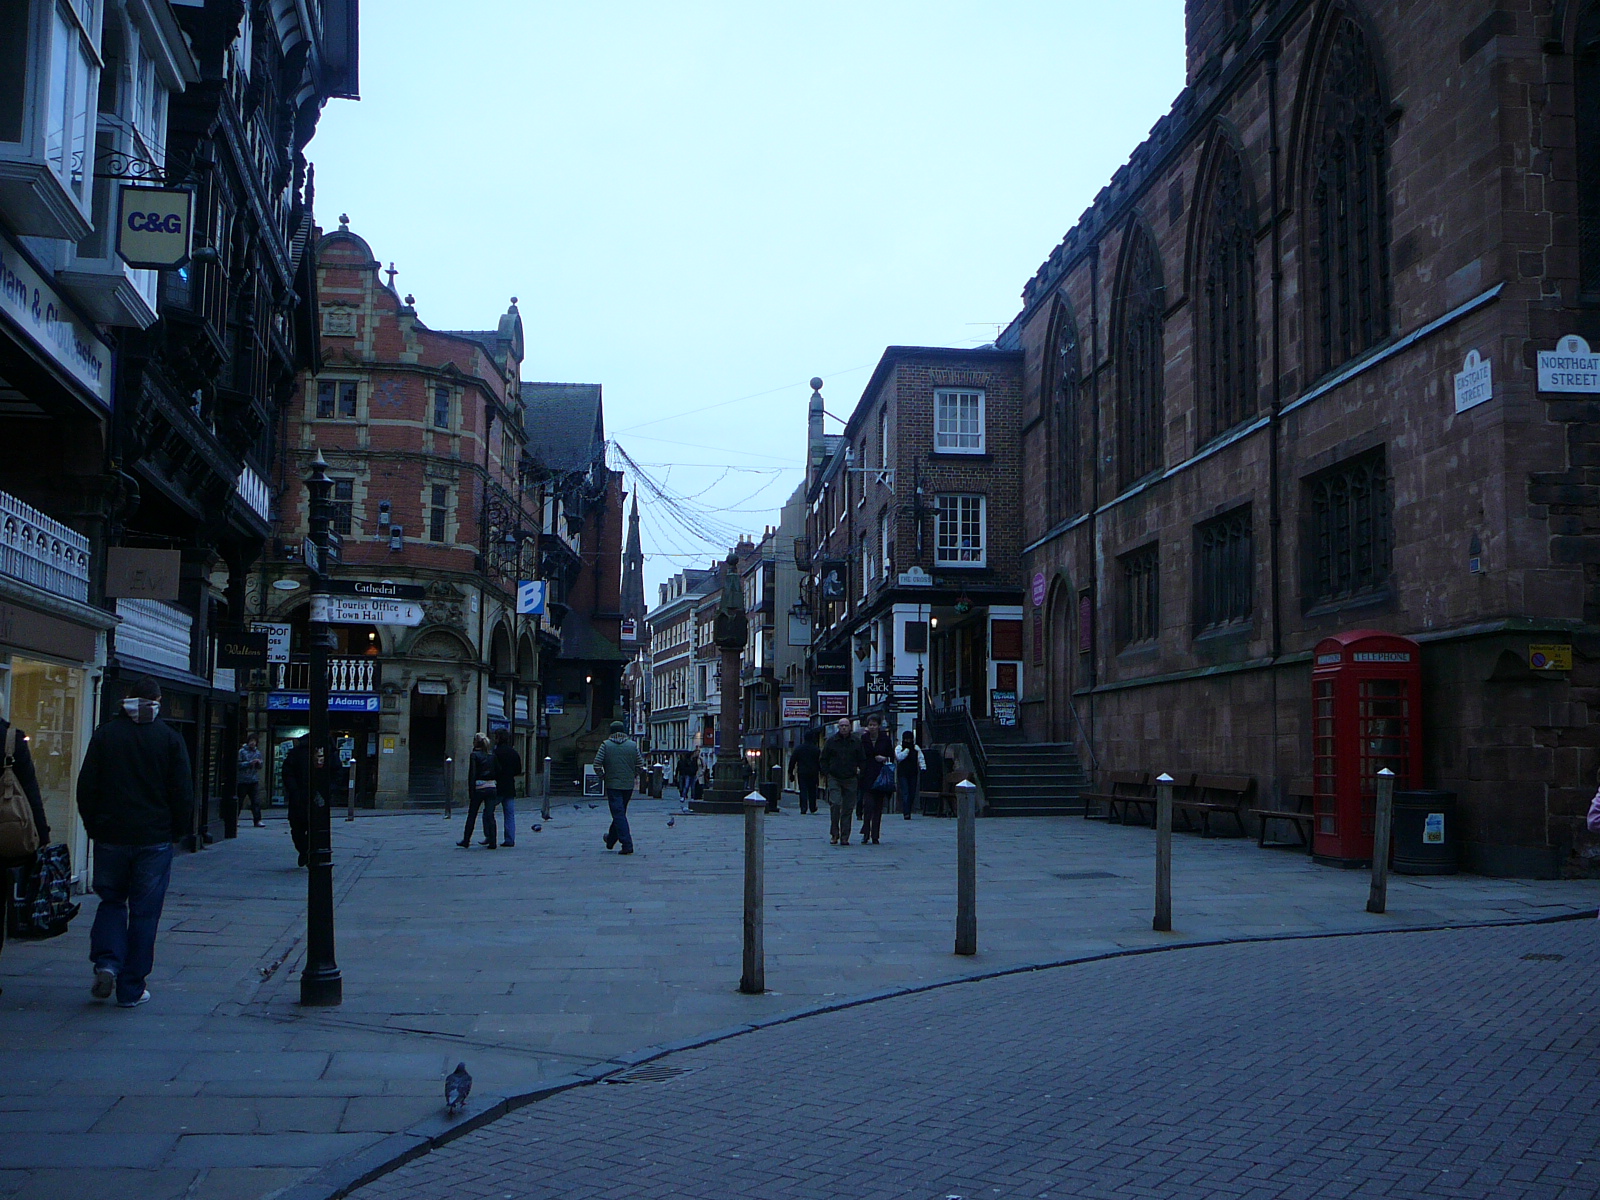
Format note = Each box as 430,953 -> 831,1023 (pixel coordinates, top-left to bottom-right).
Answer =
301,450 -> 342,1007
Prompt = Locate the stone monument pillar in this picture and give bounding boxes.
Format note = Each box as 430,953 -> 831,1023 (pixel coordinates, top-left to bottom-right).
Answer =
692,552 -> 749,814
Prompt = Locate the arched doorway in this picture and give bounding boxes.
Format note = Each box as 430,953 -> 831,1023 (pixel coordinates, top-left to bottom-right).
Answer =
1045,577 -> 1076,744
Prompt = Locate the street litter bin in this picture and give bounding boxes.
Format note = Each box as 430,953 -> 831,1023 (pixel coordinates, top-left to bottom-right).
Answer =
1391,790 -> 1458,875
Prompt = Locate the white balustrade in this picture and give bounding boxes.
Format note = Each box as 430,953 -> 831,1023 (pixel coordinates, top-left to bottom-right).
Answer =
0,489 -> 91,602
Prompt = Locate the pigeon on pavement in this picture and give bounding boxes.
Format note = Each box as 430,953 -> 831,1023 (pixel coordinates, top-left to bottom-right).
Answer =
532,823 -> 542,833
445,1062 -> 472,1113
667,816 -> 675,827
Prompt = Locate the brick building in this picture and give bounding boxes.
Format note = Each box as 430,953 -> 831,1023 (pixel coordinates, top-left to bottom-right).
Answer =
804,351 -> 1025,735
1007,0 -> 1600,876
255,220 -> 536,807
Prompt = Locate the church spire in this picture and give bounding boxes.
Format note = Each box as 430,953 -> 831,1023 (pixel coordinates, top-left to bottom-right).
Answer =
621,487 -> 646,623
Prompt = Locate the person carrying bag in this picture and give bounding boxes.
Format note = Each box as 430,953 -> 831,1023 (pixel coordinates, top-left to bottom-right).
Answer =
1,716 -> 66,988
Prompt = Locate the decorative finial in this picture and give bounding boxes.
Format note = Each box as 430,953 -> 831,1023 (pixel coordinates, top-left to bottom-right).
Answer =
810,377 -> 823,391
404,294 -> 414,307
510,296 -> 518,307
384,262 -> 398,289
339,213 -> 349,229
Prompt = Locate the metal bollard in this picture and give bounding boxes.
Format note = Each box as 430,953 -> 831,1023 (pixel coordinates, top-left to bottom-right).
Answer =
346,769 -> 356,822
541,756 -> 553,821
1153,772 -> 1174,931
955,779 -> 977,956
740,790 -> 766,994
443,756 -> 454,819
1367,769 -> 1396,914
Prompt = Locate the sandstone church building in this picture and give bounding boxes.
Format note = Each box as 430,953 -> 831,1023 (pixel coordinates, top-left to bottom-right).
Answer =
1007,0 -> 1600,877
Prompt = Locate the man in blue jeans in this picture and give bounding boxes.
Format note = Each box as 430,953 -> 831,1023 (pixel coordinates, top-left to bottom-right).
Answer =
593,721 -> 643,855
77,676 -> 194,1008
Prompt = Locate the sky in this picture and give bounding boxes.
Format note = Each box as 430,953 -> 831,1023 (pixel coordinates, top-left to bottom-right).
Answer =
307,1 -> 1188,601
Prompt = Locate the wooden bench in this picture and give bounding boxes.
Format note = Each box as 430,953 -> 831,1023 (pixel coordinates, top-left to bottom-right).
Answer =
1081,770 -> 1154,825
1252,777 -> 1316,853
1174,773 -> 1254,837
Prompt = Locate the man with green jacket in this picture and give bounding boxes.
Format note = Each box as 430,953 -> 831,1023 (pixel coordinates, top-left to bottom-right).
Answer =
593,721 -> 643,855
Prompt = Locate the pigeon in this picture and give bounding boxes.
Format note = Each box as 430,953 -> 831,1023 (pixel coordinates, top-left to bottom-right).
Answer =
445,1062 -> 472,1114
667,816 -> 675,827
532,823 -> 542,833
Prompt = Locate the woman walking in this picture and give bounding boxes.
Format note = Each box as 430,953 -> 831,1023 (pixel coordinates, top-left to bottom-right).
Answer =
894,730 -> 926,820
857,714 -> 895,845
457,734 -> 499,848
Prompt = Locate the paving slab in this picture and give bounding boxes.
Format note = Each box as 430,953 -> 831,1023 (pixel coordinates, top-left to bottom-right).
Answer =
0,801 -> 1593,1199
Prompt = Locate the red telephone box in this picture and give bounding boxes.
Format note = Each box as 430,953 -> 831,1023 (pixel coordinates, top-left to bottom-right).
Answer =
1311,630 -> 1423,866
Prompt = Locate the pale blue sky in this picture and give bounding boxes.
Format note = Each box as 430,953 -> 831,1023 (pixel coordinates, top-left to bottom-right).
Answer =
308,1 -> 1187,596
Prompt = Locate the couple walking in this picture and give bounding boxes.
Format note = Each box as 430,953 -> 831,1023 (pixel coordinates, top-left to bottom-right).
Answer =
459,730 -> 521,848
817,715 -> 925,845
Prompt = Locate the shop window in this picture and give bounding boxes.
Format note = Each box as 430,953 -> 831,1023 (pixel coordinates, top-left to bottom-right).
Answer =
1194,505 -> 1253,632
935,494 -> 985,566
934,389 -> 984,453
1304,449 -> 1391,607
1118,543 -> 1160,647
429,484 -> 447,542
8,657 -> 86,841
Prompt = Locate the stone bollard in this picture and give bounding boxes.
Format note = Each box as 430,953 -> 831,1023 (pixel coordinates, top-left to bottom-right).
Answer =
1153,772 -> 1174,932
443,756 -> 454,819
955,779 -> 977,956
541,756 -> 552,821
1367,769 -> 1396,914
740,790 -> 766,994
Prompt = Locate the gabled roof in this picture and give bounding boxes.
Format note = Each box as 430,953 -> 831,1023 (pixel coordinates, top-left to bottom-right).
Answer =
522,382 -> 604,472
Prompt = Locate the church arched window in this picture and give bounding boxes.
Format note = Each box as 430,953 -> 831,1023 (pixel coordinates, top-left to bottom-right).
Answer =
1051,303 -> 1083,518
1199,139 -> 1257,442
1115,224 -> 1165,486
1307,14 -> 1391,376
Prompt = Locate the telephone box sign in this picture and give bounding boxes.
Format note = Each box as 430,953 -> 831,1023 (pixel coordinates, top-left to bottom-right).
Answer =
116,185 -> 193,269
1538,335 -> 1600,393
1353,651 -> 1411,663
1453,349 -> 1493,412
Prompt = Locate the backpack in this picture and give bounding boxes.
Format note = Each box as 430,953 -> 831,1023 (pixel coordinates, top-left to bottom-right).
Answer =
7,843 -> 79,940
0,726 -> 40,861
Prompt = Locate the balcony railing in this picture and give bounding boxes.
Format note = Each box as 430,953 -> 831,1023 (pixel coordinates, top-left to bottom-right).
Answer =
272,656 -> 379,693
0,489 -> 90,602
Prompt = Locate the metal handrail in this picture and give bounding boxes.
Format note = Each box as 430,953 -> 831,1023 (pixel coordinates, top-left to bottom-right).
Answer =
1065,693 -> 1099,775
927,693 -> 987,787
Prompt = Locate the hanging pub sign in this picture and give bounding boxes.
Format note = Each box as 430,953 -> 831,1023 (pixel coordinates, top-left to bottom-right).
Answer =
216,630 -> 268,670
116,185 -> 193,269
818,560 -> 847,599
1537,335 -> 1600,394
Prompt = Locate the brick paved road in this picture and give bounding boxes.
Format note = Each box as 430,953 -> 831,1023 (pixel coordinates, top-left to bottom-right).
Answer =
351,920 -> 1600,1200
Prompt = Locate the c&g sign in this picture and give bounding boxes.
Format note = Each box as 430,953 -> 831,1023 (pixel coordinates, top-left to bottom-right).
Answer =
117,185 -> 193,269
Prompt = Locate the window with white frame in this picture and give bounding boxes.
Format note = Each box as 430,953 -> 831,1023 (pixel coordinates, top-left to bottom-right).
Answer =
0,0 -> 101,239
861,535 -> 872,595
879,509 -> 891,578
935,494 -> 985,566
934,389 -> 985,453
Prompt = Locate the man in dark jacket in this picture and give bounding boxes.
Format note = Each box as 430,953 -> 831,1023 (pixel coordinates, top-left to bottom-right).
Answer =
280,736 -> 312,865
817,717 -> 865,845
493,731 -> 522,847
787,730 -> 820,815
77,676 -> 193,1008
857,714 -> 894,845
0,715 -> 51,992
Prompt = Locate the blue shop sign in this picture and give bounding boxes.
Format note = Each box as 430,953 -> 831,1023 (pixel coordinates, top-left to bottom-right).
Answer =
267,692 -> 380,713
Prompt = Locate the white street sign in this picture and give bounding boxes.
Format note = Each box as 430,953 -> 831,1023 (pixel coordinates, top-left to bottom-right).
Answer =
251,622 -> 292,663
1537,335 -> 1600,393
310,595 -> 425,626
1454,349 -> 1493,413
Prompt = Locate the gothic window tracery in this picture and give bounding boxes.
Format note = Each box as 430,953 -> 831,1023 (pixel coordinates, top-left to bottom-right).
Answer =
1200,141 -> 1256,442
1116,225 -> 1165,486
1307,16 -> 1391,375
1051,304 -> 1083,518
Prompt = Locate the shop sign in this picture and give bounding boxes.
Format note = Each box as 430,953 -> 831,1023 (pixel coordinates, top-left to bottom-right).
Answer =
266,692 -> 380,712
416,680 -> 449,695
216,630 -> 268,669
105,547 -> 181,599
897,566 -> 932,587
816,691 -> 851,718
0,231 -> 112,408
1453,349 -> 1493,412
865,671 -> 889,703
1529,643 -> 1573,671
0,599 -> 97,660
309,595 -> 424,626
116,185 -> 193,269
251,622 -> 291,663
516,579 -> 546,615
990,689 -> 1018,727
545,693 -> 564,714
781,697 -> 810,723
1538,335 -> 1600,393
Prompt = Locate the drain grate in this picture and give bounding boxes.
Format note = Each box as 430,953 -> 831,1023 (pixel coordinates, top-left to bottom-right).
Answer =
1053,870 -> 1120,881
608,1064 -> 702,1085
1520,952 -> 1565,962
